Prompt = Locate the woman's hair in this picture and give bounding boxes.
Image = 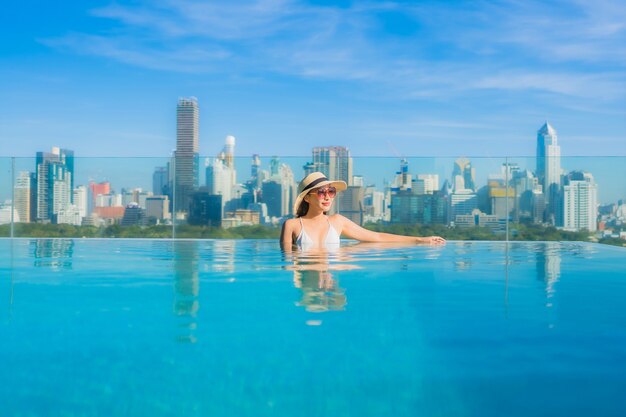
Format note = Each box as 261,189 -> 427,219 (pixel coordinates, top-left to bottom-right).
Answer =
296,201 -> 309,217
296,199 -> 328,218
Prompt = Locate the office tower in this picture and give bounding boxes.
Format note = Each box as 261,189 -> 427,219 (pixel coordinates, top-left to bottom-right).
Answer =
188,192 -> 222,226
312,146 -> 353,185
363,189 -> 386,223
339,186 -> 365,225
563,171 -> 598,232
14,171 -> 36,223
89,181 -> 111,207
390,191 -> 446,225
146,196 -> 171,222
512,170 -> 541,221
488,185 -> 515,220
121,202 -> 145,226
449,191 -> 478,224
175,97 -> 199,213
453,158 -> 475,192
268,158 -> 296,216
261,180 -> 283,218
36,147 -> 74,223
221,135 -> 235,168
153,166 -> 168,195
413,174 -> 439,195
206,138 -> 237,216
391,159 -> 412,192
73,186 -> 88,219
536,122 -> 562,224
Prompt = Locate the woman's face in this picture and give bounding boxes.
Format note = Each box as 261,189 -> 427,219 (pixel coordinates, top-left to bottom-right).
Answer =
305,186 -> 337,212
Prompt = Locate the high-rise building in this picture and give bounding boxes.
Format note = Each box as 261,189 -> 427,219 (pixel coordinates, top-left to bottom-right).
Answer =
14,171 -> 36,223
175,97 -> 199,213
73,186 -> 88,219
339,186 -> 365,225
146,196 -> 171,222
453,158 -> 475,192
563,171 -> 598,232
153,166 -> 168,196
312,146 -> 353,186
221,135 -> 235,168
188,191 -> 222,227
536,122 -> 562,224
391,159 -> 412,192
36,147 -> 74,223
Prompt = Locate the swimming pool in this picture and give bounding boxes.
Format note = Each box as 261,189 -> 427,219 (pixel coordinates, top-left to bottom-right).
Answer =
1,239 -> 625,416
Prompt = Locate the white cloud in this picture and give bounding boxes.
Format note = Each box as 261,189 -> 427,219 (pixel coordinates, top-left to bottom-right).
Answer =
41,0 -> 626,104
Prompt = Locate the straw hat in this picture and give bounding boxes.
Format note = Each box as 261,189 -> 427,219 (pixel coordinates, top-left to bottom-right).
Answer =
293,172 -> 347,215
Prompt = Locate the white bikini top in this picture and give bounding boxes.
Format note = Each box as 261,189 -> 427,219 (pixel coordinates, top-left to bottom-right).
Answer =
296,217 -> 341,250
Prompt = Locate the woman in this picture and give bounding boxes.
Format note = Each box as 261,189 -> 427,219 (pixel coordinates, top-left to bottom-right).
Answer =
280,172 -> 446,250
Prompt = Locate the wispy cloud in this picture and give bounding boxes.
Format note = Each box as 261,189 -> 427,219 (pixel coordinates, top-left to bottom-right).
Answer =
41,0 -> 626,103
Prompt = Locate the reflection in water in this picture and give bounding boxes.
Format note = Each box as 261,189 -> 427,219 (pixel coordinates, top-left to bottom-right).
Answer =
535,242 -> 562,299
172,241 -> 199,343
32,239 -> 74,270
453,241 -> 474,271
211,240 -> 236,273
285,248 -> 353,314
293,267 -> 347,313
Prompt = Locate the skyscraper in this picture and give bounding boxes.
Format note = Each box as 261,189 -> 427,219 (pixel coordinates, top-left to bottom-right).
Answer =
312,146 -> 353,185
175,97 -> 199,213
563,171 -> 598,232
452,157 -> 475,192
14,171 -> 36,223
35,147 -> 74,223
153,166 -> 168,195
536,122 -> 562,224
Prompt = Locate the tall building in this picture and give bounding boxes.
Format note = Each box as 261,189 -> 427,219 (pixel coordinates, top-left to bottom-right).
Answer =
189,191 -> 222,227
563,171 -> 598,232
153,166 -> 168,196
175,97 -> 199,213
339,186 -> 365,225
221,135 -> 235,168
73,186 -> 88,219
14,171 -> 36,223
146,196 -> 171,222
536,122 -> 562,224
36,147 -> 74,223
206,138 -> 238,216
89,181 -> 111,213
391,159 -> 412,192
453,158 -> 475,192
311,146 -> 353,186
415,174 -> 439,195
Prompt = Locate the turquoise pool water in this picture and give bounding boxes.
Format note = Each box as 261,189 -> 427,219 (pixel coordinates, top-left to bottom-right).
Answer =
1,239 -> 625,416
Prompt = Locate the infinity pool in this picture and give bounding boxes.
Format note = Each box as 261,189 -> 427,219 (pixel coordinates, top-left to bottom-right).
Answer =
1,239 -> 625,416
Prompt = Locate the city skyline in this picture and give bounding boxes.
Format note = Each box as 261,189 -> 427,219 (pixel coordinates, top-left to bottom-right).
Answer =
2,115 -> 622,233
1,1 -> 625,158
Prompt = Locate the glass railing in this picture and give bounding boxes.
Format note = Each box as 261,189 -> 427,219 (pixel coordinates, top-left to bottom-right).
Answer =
0,156 -> 624,244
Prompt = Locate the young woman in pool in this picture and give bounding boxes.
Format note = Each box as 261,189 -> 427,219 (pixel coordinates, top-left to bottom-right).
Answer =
280,172 -> 446,250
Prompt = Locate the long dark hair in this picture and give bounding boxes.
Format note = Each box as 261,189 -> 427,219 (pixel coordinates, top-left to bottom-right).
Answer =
296,201 -> 309,217
296,200 -> 328,218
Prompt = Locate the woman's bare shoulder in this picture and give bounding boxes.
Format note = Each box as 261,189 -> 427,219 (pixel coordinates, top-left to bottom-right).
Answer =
283,218 -> 299,229
328,213 -> 348,226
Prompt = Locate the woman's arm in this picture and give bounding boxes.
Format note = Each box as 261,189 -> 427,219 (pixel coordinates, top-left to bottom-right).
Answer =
280,219 -> 295,250
336,215 -> 446,245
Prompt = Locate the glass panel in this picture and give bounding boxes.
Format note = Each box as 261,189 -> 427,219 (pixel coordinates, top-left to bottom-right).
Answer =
0,157 -> 13,237
3,154 -> 624,245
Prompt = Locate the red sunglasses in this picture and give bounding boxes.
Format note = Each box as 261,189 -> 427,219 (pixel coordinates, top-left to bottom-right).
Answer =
310,187 -> 337,198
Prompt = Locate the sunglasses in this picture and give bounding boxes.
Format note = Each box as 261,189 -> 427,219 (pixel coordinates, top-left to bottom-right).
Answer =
310,187 -> 337,198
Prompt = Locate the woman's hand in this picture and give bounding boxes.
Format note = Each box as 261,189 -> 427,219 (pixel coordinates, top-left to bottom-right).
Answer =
418,236 -> 446,245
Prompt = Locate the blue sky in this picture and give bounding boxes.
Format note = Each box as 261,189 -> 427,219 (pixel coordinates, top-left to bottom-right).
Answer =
1,0 -> 625,160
